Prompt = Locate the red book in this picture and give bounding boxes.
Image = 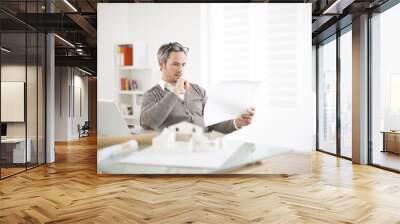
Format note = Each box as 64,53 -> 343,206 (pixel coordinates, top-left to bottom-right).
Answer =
123,46 -> 132,66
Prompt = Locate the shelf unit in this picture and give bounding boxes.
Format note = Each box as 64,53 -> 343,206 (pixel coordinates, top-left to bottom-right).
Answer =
119,90 -> 145,95
116,43 -> 152,128
118,66 -> 151,71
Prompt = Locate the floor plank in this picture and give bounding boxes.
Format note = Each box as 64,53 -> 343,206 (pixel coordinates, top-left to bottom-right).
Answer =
373,151 -> 400,171
1,135 -> 400,223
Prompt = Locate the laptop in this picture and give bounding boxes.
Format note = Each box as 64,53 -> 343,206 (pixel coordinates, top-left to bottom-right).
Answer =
97,99 -> 131,137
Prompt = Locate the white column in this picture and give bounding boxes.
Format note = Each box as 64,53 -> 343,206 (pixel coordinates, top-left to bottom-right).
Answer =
46,32 -> 55,163
352,14 -> 369,164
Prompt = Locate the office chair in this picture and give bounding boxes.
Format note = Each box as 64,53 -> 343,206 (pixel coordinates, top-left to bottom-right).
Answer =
79,121 -> 90,138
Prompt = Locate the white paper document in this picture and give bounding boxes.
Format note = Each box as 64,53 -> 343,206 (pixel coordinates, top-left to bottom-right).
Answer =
204,80 -> 262,126
116,140 -> 244,169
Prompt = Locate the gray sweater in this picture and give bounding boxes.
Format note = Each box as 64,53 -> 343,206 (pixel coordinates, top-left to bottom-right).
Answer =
140,83 -> 236,134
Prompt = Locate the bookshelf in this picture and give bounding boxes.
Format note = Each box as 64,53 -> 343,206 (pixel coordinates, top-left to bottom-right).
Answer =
116,43 -> 152,128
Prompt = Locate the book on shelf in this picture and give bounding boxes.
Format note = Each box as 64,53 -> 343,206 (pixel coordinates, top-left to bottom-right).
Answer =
120,78 -> 138,91
117,45 -> 133,66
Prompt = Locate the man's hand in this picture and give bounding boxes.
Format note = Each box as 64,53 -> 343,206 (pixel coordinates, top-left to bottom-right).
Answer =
234,107 -> 255,129
174,78 -> 185,95
183,80 -> 190,91
173,78 -> 190,95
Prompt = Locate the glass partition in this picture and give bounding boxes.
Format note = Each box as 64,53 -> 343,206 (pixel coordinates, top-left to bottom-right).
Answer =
371,3 -> 400,171
27,0 -> 38,169
1,31 -> 28,177
38,32 -> 45,165
339,28 -> 352,158
317,36 -> 337,155
0,1 -> 46,179
27,31 -> 38,169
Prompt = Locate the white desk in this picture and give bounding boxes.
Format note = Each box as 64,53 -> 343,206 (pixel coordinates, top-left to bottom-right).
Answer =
1,138 -> 31,163
98,141 -> 293,174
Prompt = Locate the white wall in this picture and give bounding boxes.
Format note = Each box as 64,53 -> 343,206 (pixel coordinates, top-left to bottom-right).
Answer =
127,4 -> 203,88
98,3 -> 203,101
55,67 -> 69,141
98,3 -> 313,154
223,4 -> 312,153
78,75 -> 89,124
55,67 -> 89,141
71,74 -> 89,138
312,45 -> 317,149
98,4 -> 129,101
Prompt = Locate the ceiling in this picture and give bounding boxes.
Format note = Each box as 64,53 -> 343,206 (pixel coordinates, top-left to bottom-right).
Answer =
0,0 -> 393,76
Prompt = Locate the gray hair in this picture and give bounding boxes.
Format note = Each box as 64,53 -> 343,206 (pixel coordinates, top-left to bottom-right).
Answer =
157,42 -> 189,64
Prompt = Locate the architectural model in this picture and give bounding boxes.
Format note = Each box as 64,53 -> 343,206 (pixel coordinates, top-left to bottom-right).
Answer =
152,121 -> 225,153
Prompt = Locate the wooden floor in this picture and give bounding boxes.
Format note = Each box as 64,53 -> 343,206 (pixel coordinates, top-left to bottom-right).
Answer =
1,163 -> 45,178
373,151 -> 400,171
1,167 -> 26,178
1,135 -> 400,223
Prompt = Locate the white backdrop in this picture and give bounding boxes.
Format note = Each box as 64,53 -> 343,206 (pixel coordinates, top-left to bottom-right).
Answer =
98,3 -> 313,153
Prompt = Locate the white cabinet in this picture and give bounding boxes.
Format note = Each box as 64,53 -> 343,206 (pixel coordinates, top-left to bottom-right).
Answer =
1,138 -> 32,163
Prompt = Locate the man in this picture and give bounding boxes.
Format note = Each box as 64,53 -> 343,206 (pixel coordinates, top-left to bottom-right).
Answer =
140,42 -> 255,134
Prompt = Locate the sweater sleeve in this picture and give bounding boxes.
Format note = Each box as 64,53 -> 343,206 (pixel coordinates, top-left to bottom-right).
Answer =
207,119 -> 237,134
140,90 -> 179,130
202,90 -> 237,134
